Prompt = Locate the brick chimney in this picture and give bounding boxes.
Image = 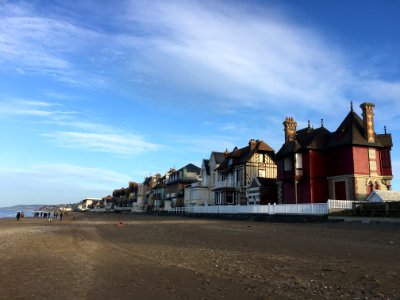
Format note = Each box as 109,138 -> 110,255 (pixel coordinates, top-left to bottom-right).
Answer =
248,139 -> 257,150
360,102 -> 375,143
283,117 -> 297,143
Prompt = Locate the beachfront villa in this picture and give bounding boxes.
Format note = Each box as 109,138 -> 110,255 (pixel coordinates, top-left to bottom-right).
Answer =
276,102 -> 393,203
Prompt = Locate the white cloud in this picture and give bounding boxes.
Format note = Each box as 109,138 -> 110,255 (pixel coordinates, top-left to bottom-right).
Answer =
43,131 -> 160,156
0,1 -> 106,86
119,0 -> 351,112
0,99 -> 74,117
0,98 -> 161,156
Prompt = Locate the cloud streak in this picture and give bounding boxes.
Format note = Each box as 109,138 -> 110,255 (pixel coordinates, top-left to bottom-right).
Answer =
43,131 -> 161,156
0,98 -> 161,156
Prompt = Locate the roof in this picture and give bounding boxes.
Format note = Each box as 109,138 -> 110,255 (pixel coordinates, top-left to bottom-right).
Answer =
202,159 -> 210,175
276,109 -> 393,158
366,190 -> 400,202
249,177 -> 278,188
178,163 -> 200,174
217,140 -> 275,172
211,151 -> 226,164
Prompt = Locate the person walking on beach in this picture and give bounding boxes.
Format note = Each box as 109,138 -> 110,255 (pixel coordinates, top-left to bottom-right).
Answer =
16,211 -> 21,221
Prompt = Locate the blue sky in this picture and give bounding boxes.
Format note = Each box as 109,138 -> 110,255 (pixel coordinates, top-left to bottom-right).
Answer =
0,0 -> 399,207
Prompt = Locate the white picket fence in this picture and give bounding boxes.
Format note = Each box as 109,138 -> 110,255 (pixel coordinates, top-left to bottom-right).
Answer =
167,200 -> 358,216
168,203 -> 328,215
327,199 -> 354,211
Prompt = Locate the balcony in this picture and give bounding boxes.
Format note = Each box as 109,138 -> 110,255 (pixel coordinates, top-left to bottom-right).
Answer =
215,180 -> 240,189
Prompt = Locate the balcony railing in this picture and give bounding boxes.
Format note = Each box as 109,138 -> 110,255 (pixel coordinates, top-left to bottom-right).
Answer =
215,180 -> 241,189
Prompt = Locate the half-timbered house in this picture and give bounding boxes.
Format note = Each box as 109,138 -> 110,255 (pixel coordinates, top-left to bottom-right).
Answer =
214,139 -> 277,205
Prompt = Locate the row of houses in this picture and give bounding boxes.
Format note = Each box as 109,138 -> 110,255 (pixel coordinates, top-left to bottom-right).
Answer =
89,102 -> 393,211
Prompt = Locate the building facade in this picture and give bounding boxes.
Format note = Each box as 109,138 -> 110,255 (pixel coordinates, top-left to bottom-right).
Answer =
276,102 -> 393,203
214,139 -> 277,205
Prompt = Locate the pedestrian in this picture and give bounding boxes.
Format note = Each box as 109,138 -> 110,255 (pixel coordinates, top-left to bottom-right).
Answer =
60,212 -> 63,221
16,211 -> 21,221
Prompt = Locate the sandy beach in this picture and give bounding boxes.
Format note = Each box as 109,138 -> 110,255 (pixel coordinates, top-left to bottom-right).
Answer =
0,213 -> 399,300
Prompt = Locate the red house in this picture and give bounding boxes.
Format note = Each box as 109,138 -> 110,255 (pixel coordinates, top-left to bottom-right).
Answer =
276,102 -> 393,203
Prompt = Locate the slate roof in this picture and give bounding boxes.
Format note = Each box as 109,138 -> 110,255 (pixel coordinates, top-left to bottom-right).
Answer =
203,159 -> 210,175
276,109 -> 393,158
211,151 -> 226,164
367,190 -> 400,202
217,140 -> 275,173
178,163 -> 201,174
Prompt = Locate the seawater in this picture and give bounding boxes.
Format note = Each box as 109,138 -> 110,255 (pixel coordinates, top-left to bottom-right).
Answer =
0,209 -> 34,219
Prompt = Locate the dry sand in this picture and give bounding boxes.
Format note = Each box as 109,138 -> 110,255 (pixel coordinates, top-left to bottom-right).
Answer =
0,213 -> 399,300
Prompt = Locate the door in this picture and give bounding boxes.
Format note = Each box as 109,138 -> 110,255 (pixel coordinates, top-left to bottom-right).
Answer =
334,181 -> 346,200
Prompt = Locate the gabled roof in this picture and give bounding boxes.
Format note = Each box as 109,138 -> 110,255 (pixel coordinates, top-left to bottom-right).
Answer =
202,159 -> 210,175
178,163 -> 200,174
327,111 -> 385,148
211,151 -> 226,164
217,140 -> 275,172
276,108 -> 393,158
143,177 -> 152,185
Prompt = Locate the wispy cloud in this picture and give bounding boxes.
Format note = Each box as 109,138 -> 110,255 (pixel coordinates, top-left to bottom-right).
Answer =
2,0 -> 398,118
0,1 -> 106,86
119,1 -> 350,112
0,99 -> 74,117
43,131 -> 160,156
0,98 -> 161,156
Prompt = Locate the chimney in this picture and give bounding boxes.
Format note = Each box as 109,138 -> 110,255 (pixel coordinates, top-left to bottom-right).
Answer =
360,102 -> 375,143
283,117 -> 297,143
224,148 -> 230,158
249,139 -> 257,150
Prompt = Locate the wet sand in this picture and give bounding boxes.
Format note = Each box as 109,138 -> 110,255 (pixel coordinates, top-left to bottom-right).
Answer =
1,213 -> 399,299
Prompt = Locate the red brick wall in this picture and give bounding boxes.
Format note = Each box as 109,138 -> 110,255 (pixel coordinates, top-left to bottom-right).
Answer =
352,146 -> 370,175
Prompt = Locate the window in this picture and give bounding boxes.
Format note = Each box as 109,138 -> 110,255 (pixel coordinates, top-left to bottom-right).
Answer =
284,157 -> 292,171
381,149 -> 391,168
295,153 -> 303,169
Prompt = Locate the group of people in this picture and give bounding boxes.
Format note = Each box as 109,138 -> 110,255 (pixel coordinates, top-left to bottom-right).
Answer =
30,211 -> 65,221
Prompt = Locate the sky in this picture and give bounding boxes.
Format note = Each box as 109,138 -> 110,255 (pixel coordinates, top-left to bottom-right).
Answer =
0,0 -> 399,207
